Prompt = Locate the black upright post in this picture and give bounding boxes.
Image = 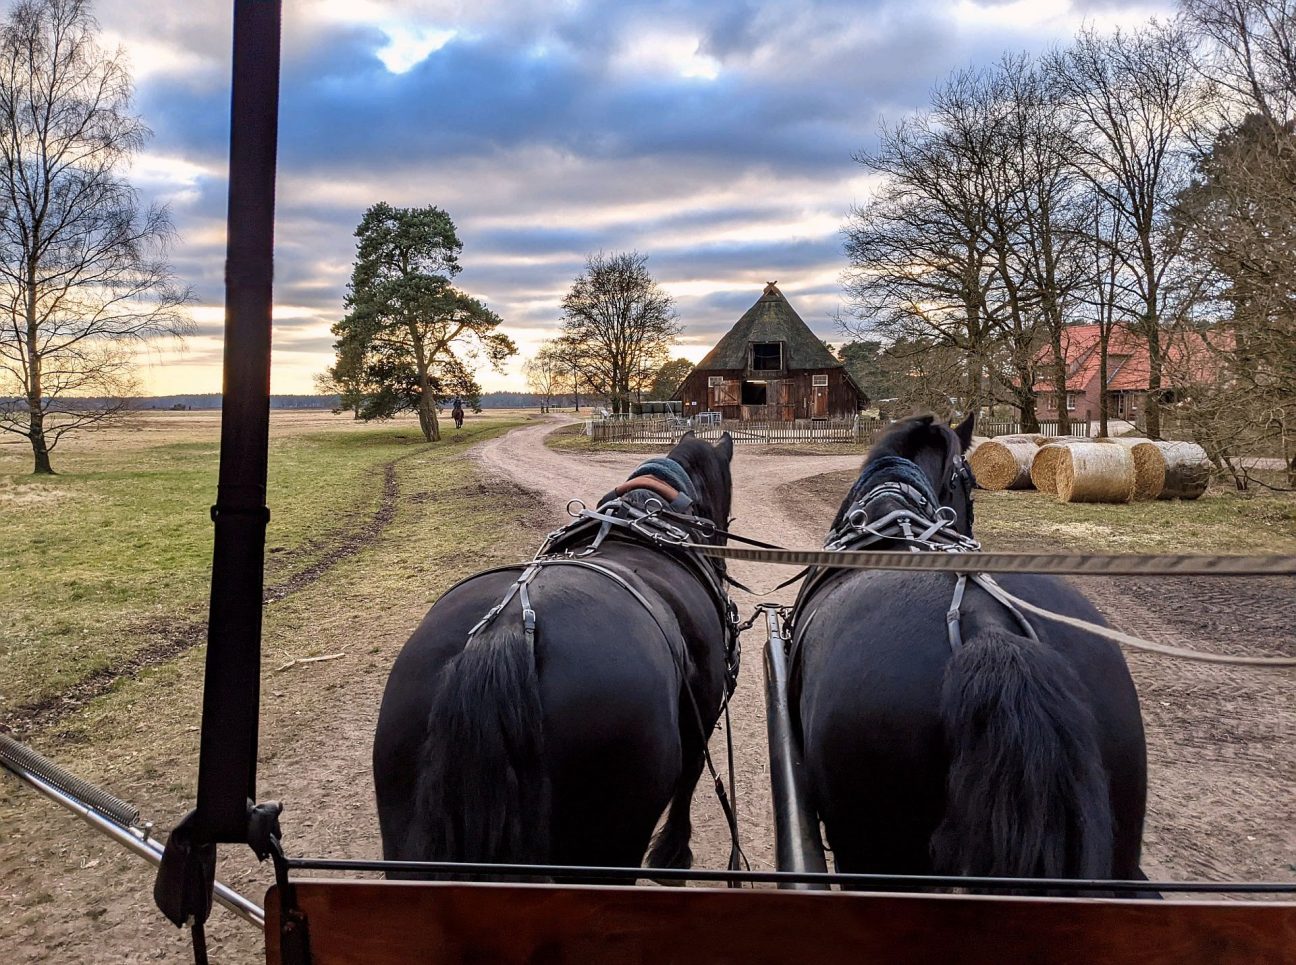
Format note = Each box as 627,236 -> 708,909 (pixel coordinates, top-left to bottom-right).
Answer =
195,0 -> 283,843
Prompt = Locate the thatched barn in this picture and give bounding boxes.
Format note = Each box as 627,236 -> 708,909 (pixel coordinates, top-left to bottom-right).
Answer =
673,282 -> 866,421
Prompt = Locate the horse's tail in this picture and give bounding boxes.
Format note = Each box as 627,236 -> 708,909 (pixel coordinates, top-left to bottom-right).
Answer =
409,619 -> 550,867
932,626 -> 1113,881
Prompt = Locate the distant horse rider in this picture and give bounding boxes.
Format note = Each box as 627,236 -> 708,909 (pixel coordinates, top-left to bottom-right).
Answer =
451,397 -> 465,430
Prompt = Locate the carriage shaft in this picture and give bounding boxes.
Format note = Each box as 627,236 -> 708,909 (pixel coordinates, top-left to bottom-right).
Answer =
760,605 -> 830,889
1,749 -> 265,930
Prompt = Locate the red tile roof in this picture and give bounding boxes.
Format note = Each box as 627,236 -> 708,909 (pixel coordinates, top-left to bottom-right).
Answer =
1033,325 -> 1221,394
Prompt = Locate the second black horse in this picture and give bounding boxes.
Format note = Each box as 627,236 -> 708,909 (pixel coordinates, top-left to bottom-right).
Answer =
791,414 -> 1150,885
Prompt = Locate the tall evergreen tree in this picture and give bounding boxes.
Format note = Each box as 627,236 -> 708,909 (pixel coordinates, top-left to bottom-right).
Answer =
331,203 -> 515,441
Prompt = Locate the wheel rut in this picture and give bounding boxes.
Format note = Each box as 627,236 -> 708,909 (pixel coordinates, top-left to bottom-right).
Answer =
3,460 -> 407,737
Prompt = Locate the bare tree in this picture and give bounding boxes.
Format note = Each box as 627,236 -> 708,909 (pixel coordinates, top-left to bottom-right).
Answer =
1046,23 -> 1208,438
559,251 -> 680,415
991,55 -> 1093,434
844,89 -> 998,416
1178,0 -> 1296,481
0,0 -> 190,473
846,60 -> 1088,429
523,341 -> 562,412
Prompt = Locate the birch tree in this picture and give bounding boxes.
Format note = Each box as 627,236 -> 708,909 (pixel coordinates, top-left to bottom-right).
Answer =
0,0 -> 190,473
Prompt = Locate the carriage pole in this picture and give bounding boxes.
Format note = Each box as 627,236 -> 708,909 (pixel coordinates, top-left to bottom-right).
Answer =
760,605 -> 829,889
193,0 -> 284,844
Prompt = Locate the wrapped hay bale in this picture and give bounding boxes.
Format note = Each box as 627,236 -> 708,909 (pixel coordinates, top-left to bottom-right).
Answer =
1055,442 -> 1136,503
995,433 -> 1048,446
970,439 -> 1039,490
1030,442 -> 1083,495
1102,438 -> 1167,500
1156,442 -> 1211,500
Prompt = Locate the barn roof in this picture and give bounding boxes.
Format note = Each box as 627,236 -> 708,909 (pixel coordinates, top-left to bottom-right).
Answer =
694,282 -> 844,371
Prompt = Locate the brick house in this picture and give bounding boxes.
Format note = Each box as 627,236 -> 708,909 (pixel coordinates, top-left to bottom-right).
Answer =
1033,324 -> 1218,423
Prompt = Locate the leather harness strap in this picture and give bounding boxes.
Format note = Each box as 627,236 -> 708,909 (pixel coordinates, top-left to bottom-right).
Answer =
615,475 -> 681,504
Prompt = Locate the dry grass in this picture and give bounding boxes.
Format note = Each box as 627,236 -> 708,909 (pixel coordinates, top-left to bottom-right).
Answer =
0,410 -> 527,712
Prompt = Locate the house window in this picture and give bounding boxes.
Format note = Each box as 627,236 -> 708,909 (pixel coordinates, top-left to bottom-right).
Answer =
751,342 -> 783,371
708,376 -> 723,387
741,381 -> 768,405
1066,392 -> 1080,411
812,374 -> 829,387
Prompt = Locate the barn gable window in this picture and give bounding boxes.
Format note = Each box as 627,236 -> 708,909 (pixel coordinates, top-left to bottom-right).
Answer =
751,342 -> 783,372
812,374 -> 829,386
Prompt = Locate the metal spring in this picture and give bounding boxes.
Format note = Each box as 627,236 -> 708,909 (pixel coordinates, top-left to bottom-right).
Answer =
0,733 -> 140,829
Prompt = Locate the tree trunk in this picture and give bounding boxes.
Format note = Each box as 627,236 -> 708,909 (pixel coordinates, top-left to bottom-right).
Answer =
1098,328 -> 1110,438
1014,370 -> 1041,432
28,406 -> 53,474
1019,394 -> 1041,432
1051,328 -> 1071,435
1143,323 -> 1163,439
417,392 -> 440,441
26,262 -> 53,474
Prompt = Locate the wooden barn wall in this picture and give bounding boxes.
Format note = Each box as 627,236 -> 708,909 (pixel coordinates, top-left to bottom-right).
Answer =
676,368 -> 860,421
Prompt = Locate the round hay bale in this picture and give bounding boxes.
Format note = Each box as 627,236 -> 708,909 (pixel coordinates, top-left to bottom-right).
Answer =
1055,443 -> 1136,504
969,439 -> 1039,491
1156,441 -> 1211,500
1030,443 -> 1075,495
1100,438 -> 1166,500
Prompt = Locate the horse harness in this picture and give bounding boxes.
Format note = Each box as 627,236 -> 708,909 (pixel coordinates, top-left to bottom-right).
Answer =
790,454 -> 1040,656
452,458 -> 747,870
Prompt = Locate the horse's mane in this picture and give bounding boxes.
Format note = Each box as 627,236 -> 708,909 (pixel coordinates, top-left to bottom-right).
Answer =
666,435 -> 732,535
831,414 -> 959,531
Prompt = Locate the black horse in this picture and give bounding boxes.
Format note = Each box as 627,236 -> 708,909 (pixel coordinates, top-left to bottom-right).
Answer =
373,433 -> 735,875
791,414 -> 1149,885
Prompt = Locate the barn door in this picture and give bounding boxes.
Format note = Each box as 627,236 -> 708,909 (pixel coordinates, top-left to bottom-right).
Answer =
772,380 -> 794,420
710,379 -> 739,408
812,375 -> 829,418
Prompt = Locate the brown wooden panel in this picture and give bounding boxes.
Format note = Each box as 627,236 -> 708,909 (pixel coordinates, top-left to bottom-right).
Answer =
265,881 -> 1296,965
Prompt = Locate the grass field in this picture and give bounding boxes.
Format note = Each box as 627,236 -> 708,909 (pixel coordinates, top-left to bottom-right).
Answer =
975,483 -> 1296,554
0,410 -> 531,716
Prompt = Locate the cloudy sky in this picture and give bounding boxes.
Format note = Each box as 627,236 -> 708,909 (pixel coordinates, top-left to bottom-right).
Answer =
100,0 -> 1171,394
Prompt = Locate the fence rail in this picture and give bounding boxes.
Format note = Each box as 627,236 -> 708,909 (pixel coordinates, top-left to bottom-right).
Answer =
585,416 -> 1093,446
586,417 -> 887,445
978,419 -> 1092,438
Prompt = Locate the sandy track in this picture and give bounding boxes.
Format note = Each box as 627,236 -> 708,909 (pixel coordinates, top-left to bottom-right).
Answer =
475,418 -> 862,870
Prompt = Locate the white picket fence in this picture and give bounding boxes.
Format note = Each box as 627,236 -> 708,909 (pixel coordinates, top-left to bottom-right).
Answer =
585,417 -> 884,445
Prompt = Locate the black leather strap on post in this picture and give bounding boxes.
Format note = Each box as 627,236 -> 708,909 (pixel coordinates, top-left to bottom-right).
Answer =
156,4 -> 283,950
192,0 -> 284,845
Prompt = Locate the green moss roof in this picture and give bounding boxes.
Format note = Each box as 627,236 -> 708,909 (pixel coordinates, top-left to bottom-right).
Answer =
695,282 -> 844,371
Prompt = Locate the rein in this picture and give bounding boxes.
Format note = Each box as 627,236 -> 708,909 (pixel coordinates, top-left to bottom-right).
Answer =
766,457 -> 1296,669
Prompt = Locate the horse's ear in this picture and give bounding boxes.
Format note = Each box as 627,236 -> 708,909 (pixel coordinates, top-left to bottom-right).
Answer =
715,432 -> 734,462
954,411 -> 976,452
681,429 -> 696,439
